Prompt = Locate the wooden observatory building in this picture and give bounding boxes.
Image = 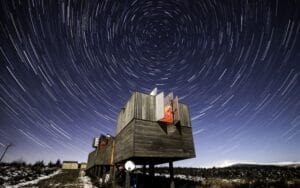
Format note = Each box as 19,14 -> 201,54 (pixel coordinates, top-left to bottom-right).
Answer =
86,134 -> 115,177
114,91 -> 195,165
86,89 -> 196,186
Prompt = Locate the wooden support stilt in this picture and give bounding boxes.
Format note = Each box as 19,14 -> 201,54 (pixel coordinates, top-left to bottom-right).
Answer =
101,166 -> 107,185
169,161 -> 175,188
98,166 -> 100,176
169,161 -> 174,179
142,164 -> 146,176
125,171 -> 130,188
149,164 -> 154,177
98,166 -> 102,186
112,165 -> 117,188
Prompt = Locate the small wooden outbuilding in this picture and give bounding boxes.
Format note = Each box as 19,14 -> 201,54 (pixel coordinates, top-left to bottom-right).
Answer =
79,163 -> 87,169
62,161 -> 78,170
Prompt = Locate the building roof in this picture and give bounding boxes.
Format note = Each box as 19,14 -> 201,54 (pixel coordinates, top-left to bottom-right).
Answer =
63,161 -> 78,163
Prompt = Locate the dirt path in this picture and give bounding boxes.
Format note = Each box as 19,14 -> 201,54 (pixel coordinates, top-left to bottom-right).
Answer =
17,170 -> 96,188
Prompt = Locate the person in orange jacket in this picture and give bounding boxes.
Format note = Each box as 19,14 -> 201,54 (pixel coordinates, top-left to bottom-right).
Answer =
160,105 -> 173,124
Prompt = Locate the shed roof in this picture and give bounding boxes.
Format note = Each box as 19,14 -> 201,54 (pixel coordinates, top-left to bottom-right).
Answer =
63,161 -> 78,163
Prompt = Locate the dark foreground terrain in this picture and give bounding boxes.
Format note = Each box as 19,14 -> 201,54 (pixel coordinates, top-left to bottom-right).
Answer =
0,161 -> 59,187
90,164 -> 300,188
1,162 -> 300,187
143,165 -> 300,188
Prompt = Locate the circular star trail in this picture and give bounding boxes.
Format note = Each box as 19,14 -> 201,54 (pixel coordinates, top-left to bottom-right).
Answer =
0,0 -> 299,165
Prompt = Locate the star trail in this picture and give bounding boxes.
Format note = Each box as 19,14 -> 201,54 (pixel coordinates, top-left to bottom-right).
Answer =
0,0 -> 299,166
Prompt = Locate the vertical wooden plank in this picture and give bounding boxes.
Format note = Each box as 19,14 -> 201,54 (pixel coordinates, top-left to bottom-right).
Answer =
134,92 -> 137,120
179,103 -> 191,127
116,93 -> 137,134
116,110 -> 124,134
124,94 -> 134,127
155,92 -> 164,121
142,93 -> 147,119
149,95 -> 155,121
146,94 -> 150,120
136,92 -> 142,119
114,121 -> 134,163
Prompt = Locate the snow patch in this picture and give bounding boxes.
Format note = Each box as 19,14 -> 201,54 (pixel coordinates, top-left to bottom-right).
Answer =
78,170 -> 96,188
6,170 -> 61,188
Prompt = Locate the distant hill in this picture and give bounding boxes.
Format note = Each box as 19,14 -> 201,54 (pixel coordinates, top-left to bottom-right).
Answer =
228,162 -> 300,168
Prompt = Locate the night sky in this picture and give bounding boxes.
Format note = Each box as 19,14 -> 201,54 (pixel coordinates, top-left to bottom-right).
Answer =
0,0 -> 299,167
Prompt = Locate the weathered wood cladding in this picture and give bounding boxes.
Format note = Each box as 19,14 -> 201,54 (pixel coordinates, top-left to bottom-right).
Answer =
88,91 -> 195,170
87,150 -> 96,169
179,103 -> 191,127
86,137 -> 114,170
114,119 -> 195,164
114,120 -> 135,163
96,138 -> 114,165
116,92 -> 191,134
135,92 -> 156,121
116,94 -> 135,134
116,92 -> 156,135
134,120 -> 195,158
114,92 -> 195,164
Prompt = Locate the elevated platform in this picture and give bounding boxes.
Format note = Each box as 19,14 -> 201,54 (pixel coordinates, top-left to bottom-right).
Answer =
114,92 -> 195,164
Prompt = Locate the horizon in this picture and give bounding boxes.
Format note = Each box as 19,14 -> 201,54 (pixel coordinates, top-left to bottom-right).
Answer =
2,158 -> 300,169
0,0 -> 300,167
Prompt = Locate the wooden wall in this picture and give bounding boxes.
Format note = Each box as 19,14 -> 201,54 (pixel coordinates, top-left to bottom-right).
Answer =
133,120 -> 195,159
116,94 -> 135,134
113,91 -> 195,164
95,138 -> 114,165
62,162 -> 78,169
114,119 -> 195,164
135,92 -> 156,121
114,120 -> 135,163
87,137 -> 115,170
116,92 -> 191,134
87,150 -> 96,169
179,103 -> 191,127
116,92 -> 157,135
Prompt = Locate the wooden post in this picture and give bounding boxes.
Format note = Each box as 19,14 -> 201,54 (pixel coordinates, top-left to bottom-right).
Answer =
99,166 -> 104,186
169,161 -> 175,188
110,140 -> 115,165
101,166 -> 107,185
111,165 -> 117,188
125,171 -> 130,188
142,164 -> 146,176
149,164 -> 154,177
99,166 -> 101,176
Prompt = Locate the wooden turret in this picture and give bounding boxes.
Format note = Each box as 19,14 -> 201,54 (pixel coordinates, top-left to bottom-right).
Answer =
114,91 -> 195,165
